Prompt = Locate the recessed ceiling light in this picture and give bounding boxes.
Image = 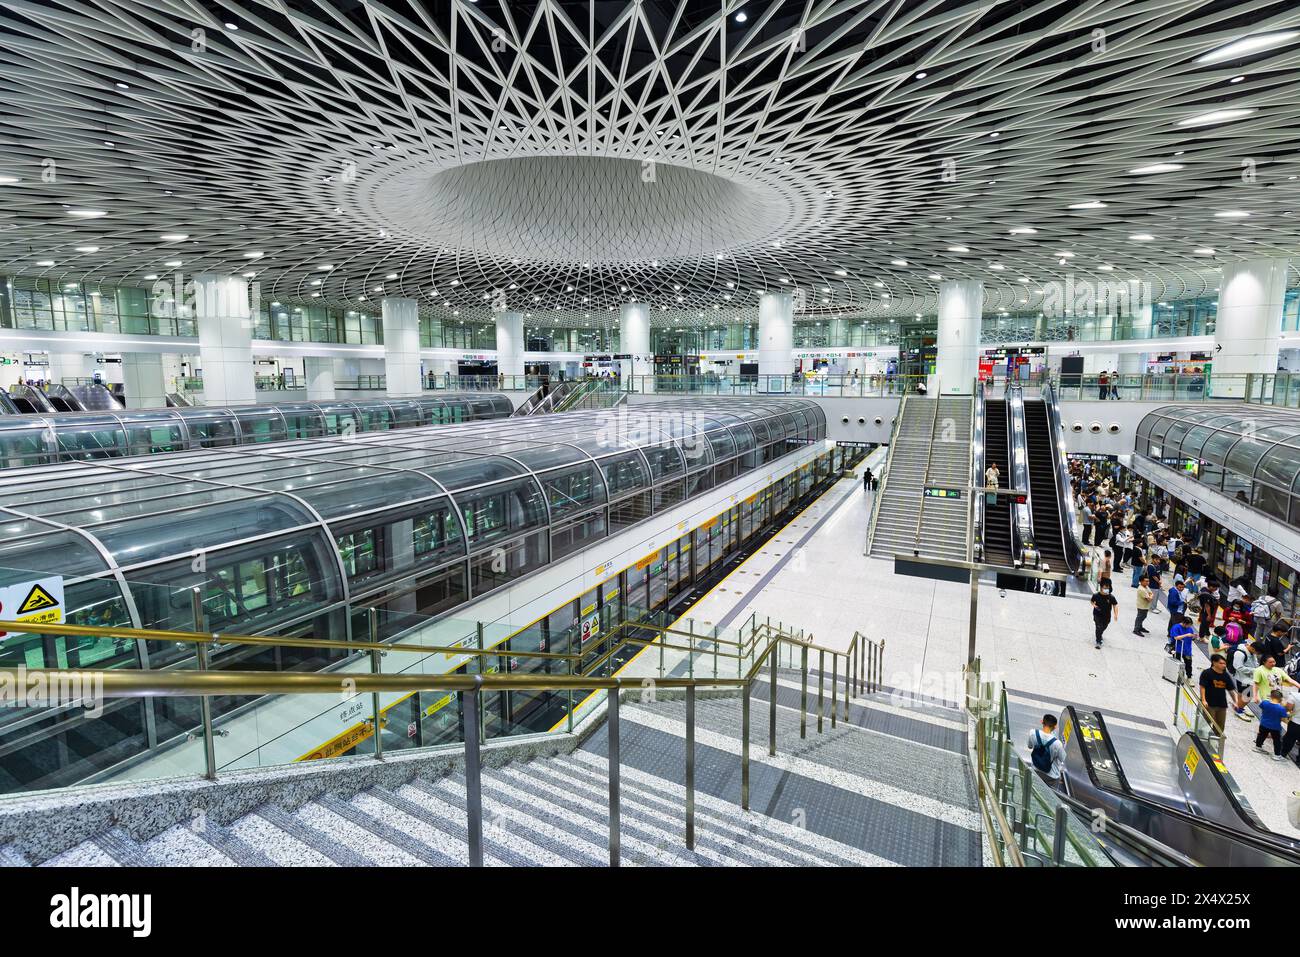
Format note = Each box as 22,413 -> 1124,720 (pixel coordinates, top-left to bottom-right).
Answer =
67,209 -> 107,218
1129,233 -> 1155,241
0,175 -> 19,184
115,82 -> 129,90
1128,163 -> 1184,174
74,245 -> 99,253
242,251 -> 263,258
947,245 -> 969,253
35,260 -> 55,267
1068,200 -> 1106,209
160,233 -> 189,242
1214,210 -> 1250,218
915,71 -> 927,79
890,259 -> 908,266
241,271 -> 256,278
143,274 -> 158,281
224,22 -> 238,31
1229,75 -> 1246,83
734,11 -> 747,22
1194,247 -> 1216,255
1009,226 -> 1037,234
317,264 -> 333,270
1177,108 -> 1256,127
385,273 -> 398,280
834,269 -> 848,276
1197,31 -> 1299,64
164,260 -> 182,267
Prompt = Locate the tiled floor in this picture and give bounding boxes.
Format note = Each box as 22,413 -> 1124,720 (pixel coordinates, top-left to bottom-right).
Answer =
673,451 -> 1300,838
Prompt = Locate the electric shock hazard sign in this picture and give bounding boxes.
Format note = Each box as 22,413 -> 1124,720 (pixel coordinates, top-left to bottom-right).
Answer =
0,576 -> 65,639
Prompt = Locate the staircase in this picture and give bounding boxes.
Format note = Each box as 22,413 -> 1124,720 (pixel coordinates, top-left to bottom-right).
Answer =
870,396 -> 973,562
1,672 -> 980,867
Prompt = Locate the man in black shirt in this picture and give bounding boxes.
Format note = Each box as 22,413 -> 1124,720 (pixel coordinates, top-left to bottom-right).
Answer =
1092,585 -> 1118,648
1199,654 -> 1233,734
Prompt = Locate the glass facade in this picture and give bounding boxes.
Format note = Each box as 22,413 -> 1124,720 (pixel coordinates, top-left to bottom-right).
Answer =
1136,405 -> 1300,525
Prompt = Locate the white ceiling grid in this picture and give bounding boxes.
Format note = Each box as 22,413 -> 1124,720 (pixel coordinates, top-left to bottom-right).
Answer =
0,0 -> 1295,331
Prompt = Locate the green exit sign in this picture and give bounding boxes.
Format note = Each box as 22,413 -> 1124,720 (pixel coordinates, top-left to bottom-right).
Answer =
924,487 -> 962,499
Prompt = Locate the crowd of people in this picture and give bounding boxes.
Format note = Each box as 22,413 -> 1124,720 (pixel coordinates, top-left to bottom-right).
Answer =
1071,458 -> 1300,768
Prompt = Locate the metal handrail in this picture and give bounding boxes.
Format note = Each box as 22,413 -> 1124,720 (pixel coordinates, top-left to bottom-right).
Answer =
0,616 -> 866,867
911,395 -> 942,554
0,618 -> 581,663
865,395 -> 905,554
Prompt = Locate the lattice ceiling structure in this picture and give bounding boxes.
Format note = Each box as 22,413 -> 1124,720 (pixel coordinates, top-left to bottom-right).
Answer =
0,0 -> 1298,332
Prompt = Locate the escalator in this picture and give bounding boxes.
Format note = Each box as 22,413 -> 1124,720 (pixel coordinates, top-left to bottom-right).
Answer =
1059,705 -> 1300,867
982,397 -> 1013,566
8,383 -> 56,414
43,383 -> 86,412
1023,398 -> 1071,573
69,383 -> 123,411
0,388 -> 19,415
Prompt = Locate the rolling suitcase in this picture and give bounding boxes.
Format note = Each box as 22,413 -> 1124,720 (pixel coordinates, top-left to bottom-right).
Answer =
1161,655 -> 1183,684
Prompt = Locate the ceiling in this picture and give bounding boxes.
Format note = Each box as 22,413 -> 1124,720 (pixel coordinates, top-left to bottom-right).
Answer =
0,0 -> 1298,331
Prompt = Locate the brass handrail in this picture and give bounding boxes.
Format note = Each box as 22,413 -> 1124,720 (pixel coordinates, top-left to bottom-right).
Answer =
0,619 -> 580,662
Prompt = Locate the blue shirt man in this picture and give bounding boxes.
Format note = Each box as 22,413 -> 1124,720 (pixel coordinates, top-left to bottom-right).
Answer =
1167,581 -> 1186,617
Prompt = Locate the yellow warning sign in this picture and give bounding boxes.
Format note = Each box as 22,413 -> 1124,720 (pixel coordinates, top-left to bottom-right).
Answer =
1182,745 -> 1200,781
18,583 -> 58,614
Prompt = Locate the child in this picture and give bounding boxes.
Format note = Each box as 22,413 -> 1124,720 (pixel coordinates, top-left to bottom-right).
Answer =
1255,690 -> 1289,760
1169,614 -> 1197,680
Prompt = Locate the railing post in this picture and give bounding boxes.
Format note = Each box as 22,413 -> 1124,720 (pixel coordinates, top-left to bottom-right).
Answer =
769,641 -> 778,756
741,680 -> 751,810
190,587 -> 218,781
685,685 -> 696,851
842,652 -> 849,722
476,621 -> 487,741
608,680 -> 621,867
369,607 -> 383,761
464,678 -> 484,867
1052,804 -> 1069,865
818,649 -> 825,733
800,645 -> 808,739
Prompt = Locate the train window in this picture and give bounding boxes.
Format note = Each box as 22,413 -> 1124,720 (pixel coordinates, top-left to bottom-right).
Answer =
456,479 -> 546,550
56,424 -> 127,460
337,529 -> 380,578
0,427 -> 51,468
470,529 -> 548,595
551,509 -> 607,559
279,408 -> 326,440
180,412 -> 240,447
414,503 -> 464,563
544,464 -> 605,518
641,444 -> 684,481
234,410 -> 288,444
653,479 -> 685,512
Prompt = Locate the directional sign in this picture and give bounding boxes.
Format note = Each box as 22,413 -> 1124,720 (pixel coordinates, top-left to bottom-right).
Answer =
923,487 -> 962,499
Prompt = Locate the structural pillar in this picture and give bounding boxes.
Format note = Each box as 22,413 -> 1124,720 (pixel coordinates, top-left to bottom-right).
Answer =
382,297 -> 423,396
1214,258 -> 1290,397
1118,302 -> 1152,374
936,280 -> 983,395
122,353 -> 167,409
495,310 -> 525,380
194,273 -> 255,405
304,356 -> 335,401
758,291 -> 794,387
619,302 -> 653,391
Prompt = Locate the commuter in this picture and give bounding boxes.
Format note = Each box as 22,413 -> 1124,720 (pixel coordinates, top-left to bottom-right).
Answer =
1098,370 -> 1109,400
1225,598 -> 1254,638
1250,589 -> 1283,641
1169,615 -> 1197,679
985,461 -> 1000,489
1133,576 -> 1154,636
1028,714 -> 1066,787
1255,622 -> 1292,668
1097,549 -> 1114,590
1164,579 -> 1186,640
1229,640 -> 1257,721
1114,527 -> 1132,572
1254,690 -> 1290,760
1199,655 -> 1234,734
1109,371 -> 1120,400
1081,500 -> 1095,546
1279,687 -> 1300,763
1253,654 -> 1300,707
863,466 -> 874,493
1228,577 -> 1249,604
1091,583 -> 1118,649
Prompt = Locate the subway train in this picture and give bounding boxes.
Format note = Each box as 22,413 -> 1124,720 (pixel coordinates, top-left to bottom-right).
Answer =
0,393 -> 513,469
0,397 -> 836,790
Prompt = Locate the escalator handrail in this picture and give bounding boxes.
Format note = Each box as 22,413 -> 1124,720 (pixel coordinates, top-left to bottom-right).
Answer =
865,394 -> 905,553
1068,706 -> 1300,863
1006,386 -> 1035,565
1048,787 -> 1202,867
1040,383 -> 1084,573
1179,725 -> 1300,850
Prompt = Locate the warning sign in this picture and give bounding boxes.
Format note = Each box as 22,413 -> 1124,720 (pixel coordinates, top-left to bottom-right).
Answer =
1182,745 -> 1200,781
0,576 -> 64,639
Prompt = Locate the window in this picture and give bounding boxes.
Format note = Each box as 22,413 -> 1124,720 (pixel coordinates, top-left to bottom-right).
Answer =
337,530 -> 379,578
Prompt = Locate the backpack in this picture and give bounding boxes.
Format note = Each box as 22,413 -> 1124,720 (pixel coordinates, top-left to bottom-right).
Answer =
1251,596 -> 1275,622
1030,731 -> 1058,774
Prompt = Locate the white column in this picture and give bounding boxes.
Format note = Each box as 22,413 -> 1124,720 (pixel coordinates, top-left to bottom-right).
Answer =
1214,257 -> 1289,397
122,353 -> 167,409
758,291 -> 794,386
194,273 -> 255,405
495,310 -> 525,378
935,280 -> 983,395
382,297 -> 423,396
620,302 -> 653,391
1118,302 -> 1151,374
46,351 -> 95,385
304,356 -> 335,401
